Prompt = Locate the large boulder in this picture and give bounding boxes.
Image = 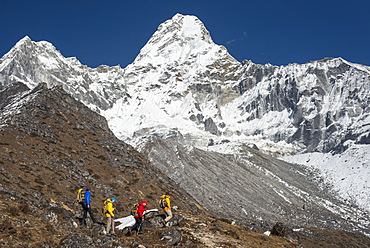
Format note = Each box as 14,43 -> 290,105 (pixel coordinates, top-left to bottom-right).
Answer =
60,232 -> 95,248
146,214 -> 184,228
161,229 -> 182,246
270,222 -> 293,237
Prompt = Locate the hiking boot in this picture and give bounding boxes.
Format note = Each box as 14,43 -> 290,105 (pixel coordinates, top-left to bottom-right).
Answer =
137,228 -> 144,235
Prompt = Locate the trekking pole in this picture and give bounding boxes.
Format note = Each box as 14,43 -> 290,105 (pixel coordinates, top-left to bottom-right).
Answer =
137,222 -> 143,235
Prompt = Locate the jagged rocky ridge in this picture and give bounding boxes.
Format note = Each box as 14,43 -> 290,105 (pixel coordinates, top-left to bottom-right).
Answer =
1,13 -> 370,237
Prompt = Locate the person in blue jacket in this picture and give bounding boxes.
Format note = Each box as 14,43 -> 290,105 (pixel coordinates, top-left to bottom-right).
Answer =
81,188 -> 98,226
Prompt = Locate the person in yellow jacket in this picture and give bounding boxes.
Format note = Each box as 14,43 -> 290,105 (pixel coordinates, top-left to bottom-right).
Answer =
159,194 -> 172,226
104,198 -> 116,235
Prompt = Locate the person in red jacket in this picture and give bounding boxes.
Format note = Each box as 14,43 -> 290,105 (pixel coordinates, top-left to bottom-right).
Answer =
130,201 -> 148,235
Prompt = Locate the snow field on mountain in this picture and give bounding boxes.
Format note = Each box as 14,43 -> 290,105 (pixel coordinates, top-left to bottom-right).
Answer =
104,88 -> 204,141
220,89 -> 297,142
282,144 -> 370,212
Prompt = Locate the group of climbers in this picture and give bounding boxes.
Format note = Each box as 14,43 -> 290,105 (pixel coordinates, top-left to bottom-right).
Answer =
76,186 -> 173,235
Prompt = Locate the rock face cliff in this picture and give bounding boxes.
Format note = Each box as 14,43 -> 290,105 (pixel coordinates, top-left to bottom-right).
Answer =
234,58 -> 370,153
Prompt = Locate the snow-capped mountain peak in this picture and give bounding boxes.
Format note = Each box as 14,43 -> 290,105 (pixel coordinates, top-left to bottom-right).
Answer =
133,14 -> 235,67
0,35 -> 85,90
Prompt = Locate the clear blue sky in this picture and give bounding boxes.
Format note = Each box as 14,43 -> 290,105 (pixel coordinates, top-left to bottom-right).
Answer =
1,0 -> 369,68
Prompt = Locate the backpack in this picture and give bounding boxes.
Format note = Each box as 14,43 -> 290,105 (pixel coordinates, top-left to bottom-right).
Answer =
131,203 -> 140,216
77,189 -> 86,203
102,199 -> 109,214
159,197 -> 168,208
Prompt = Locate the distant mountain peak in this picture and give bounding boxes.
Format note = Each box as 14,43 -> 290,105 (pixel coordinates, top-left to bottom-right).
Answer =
9,36 -> 56,55
16,35 -> 32,45
0,36 -> 85,90
132,13 -> 238,67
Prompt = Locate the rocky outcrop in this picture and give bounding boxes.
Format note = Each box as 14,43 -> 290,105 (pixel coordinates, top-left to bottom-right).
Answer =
60,233 -> 95,248
0,82 -> 30,110
231,58 -> 370,153
161,229 -> 182,246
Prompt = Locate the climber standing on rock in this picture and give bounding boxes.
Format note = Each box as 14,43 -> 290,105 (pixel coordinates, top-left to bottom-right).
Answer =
159,193 -> 172,227
104,198 -> 116,235
81,188 -> 98,227
129,201 -> 148,235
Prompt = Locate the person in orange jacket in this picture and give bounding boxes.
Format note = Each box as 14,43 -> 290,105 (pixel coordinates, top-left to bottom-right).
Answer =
104,198 -> 116,235
130,201 -> 148,235
160,194 -> 172,226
